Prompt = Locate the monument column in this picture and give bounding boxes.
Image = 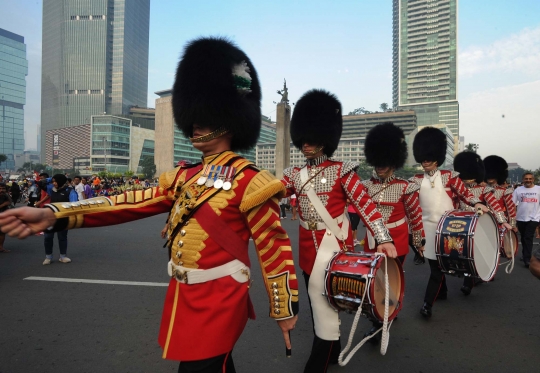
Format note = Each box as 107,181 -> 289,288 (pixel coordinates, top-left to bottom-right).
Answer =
275,102 -> 291,179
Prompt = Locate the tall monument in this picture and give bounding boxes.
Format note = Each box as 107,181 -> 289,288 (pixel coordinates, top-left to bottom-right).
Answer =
275,79 -> 291,179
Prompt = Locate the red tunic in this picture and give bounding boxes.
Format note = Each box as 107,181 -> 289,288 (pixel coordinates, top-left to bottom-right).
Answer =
490,185 -> 517,227
282,156 -> 392,275
457,183 -> 507,224
361,175 -> 425,256
46,151 -> 298,361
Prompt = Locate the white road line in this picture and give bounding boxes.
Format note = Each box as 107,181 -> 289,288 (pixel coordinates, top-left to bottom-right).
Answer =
24,276 -> 169,287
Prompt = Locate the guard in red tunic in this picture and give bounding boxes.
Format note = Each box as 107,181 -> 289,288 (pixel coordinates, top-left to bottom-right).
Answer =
361,122 -> 425,340
409,127 -> 488,319
453,151 -> 512,294
484,155 -> 518,230
0,37 -> 298,373
362,122 -> 425,263
281,90 -> 397,373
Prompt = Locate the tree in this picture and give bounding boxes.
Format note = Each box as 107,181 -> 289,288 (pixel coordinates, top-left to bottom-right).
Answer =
355,160 -> 373,180
379,103 -> 389,112
140,156 -> 156,180
464,143 -> 480,153
347,107 -> 372,116
0,154 -> 7,163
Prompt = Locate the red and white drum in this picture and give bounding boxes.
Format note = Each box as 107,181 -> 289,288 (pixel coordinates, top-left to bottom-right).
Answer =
435,210 -> 500,281
500,229 -> 518,260
324,252 -> 404,322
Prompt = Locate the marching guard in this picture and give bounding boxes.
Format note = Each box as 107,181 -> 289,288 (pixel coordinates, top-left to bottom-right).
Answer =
484,155 -> 518,230
409,127 -> 488,318
0,37 -> 299,373
281,89 -> 397,373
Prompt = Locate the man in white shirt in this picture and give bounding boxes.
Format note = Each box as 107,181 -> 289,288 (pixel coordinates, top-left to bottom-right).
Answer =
512,172 -> 540,268
73,176 -> 85,201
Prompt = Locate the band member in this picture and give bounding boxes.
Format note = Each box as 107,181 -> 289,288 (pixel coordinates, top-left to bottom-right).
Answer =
453,151 -> 512,293
410,127 -> 488,318
0,37 -> 298,373
281,89 -> 397,373
484,155 -> 517,230
361,122 -> 425,339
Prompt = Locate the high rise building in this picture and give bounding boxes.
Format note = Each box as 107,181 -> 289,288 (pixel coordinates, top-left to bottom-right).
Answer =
0,28 -> 27,170
392,0 -> 459,138
41,0 -> 150,160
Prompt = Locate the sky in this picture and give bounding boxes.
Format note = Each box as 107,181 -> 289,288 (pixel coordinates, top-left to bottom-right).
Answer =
2,0 -> 540,169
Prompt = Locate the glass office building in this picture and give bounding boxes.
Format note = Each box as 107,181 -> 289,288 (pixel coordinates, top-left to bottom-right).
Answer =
41,0 -> 150,160
393,0 -> 459,137
0,28 -> 27,170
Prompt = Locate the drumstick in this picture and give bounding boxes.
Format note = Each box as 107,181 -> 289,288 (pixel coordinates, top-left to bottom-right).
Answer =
286,331 -> 292,357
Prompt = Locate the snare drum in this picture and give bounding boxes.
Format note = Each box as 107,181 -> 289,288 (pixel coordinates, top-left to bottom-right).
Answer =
500,229 -> 518,259
435,210 -> 500,281
324,252 -> 404,322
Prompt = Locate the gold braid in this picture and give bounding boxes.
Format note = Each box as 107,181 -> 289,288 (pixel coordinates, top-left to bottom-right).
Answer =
190,126 -> 229,143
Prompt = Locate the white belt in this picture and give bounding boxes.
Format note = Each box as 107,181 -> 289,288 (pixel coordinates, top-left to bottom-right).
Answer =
168,259 -> 250,285
386,217 -> 406,229
299,215 -> 344,231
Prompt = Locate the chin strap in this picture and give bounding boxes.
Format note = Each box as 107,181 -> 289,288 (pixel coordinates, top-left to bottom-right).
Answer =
338,253 -> 392,366
190,126 -> 229,143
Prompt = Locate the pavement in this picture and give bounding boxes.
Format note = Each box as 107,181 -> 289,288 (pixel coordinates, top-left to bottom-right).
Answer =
1,213 -> 539,373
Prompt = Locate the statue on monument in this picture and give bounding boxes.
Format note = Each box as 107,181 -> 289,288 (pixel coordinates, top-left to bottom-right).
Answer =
277,79 -> 289,104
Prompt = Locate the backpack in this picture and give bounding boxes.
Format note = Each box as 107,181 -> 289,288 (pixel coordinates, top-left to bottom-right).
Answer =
68,187 -> 79,202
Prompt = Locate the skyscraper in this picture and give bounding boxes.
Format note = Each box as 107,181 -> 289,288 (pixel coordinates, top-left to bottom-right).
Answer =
41,0 -> 150,159
392,0 -> 459,138
0,28 -> 27,170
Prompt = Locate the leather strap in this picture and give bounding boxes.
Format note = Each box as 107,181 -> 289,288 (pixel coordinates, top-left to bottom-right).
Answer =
300,166 -> 346,241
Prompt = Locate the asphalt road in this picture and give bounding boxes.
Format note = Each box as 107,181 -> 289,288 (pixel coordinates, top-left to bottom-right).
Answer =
1,212 -> 539,373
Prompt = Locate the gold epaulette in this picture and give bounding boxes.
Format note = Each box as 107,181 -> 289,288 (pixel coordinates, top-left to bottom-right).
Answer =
159,166 -> 182,190
239,170 -> 286,213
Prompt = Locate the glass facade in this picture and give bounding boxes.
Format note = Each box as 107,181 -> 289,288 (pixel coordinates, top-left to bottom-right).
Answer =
343,111 -> 417,138
91,115 -> 131,173
0,28 -> 27,170
393,0 -> 459,137
41,0 -> 149,160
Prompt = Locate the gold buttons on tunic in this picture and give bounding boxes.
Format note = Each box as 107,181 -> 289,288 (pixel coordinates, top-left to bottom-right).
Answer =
176,251 -> 182,258
180,230 -> 186,236
274,309 -> 281,315
274,302 -> 280,308
272,282 -> 278,289
177,241 -> 184,247
273,289 -> 279,295
274,296 -> 280,301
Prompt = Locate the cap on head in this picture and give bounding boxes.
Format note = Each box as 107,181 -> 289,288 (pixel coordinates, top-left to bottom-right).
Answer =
172,37 -> 261,152
413,127 -> 447,166
53,173 -> 67,187
290,89 -> 342,157
364,122 -> 407,169
483,155 -> 508,184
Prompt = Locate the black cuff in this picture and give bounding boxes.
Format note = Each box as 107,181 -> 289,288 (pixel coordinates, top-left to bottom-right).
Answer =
291,300 -> 299,316
49,217 -> 69,232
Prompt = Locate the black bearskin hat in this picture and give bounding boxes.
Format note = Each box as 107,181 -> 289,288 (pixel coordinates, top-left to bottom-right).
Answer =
484,155 -> 508,184
364,122 -> 407,169
413,127 -> 447,166
454,151 -> 484,183
290,89 -> 342,157
172,37 -> 261,152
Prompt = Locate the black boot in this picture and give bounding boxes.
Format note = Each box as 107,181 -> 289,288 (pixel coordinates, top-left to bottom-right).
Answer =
363,321 -> 383,344
460,285 -> 472,296
420,302 -> 432,318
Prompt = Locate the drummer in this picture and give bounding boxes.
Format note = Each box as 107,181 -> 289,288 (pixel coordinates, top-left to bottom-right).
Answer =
410,127 -> 488,319
483,155 -> 518,232
453,151 -> 513,293
360,122 -> 425,339
281,89 -> 397,373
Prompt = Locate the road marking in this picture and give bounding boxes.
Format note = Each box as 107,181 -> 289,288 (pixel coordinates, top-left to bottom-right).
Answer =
24,276 -> 169,287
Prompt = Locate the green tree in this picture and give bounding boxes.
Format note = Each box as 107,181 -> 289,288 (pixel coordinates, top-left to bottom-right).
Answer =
347,107 -> 372,116
124,170 -> 135,177
379,103 -> 389,112
140,156 -> 156,180
355,160 -> 373,180
394,166 -> 418,180
0,154 -> 7,163
464,143 -> 479,153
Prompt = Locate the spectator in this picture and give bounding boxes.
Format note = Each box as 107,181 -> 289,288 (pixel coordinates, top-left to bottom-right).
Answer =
81,177 -> 93,199
512,172 -> 540,268
279,197 -> 288,219
347,201 -> 361,246
73,176 -> 85,200
0,182 -> 12,252
35,173 -> 52,208
290,193 -> 298,220
27,180 -> 40,207
10,182 -> 21,205
92,175 -> 101,188
43,174 -> 73,265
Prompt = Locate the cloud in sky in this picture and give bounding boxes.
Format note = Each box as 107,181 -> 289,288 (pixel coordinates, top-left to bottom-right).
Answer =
460,79 -> 540,170
460,26 -> 540,78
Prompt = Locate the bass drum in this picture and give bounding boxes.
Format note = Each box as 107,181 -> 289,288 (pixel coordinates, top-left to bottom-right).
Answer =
435,210 -> 500,282
500,229 -> 518,260
324,252 -> 404,322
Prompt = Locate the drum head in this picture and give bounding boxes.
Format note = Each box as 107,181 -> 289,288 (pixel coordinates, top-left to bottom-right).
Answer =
503,230 -> 518,259
472,214 -> 499,281
372,258 -> 403,321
